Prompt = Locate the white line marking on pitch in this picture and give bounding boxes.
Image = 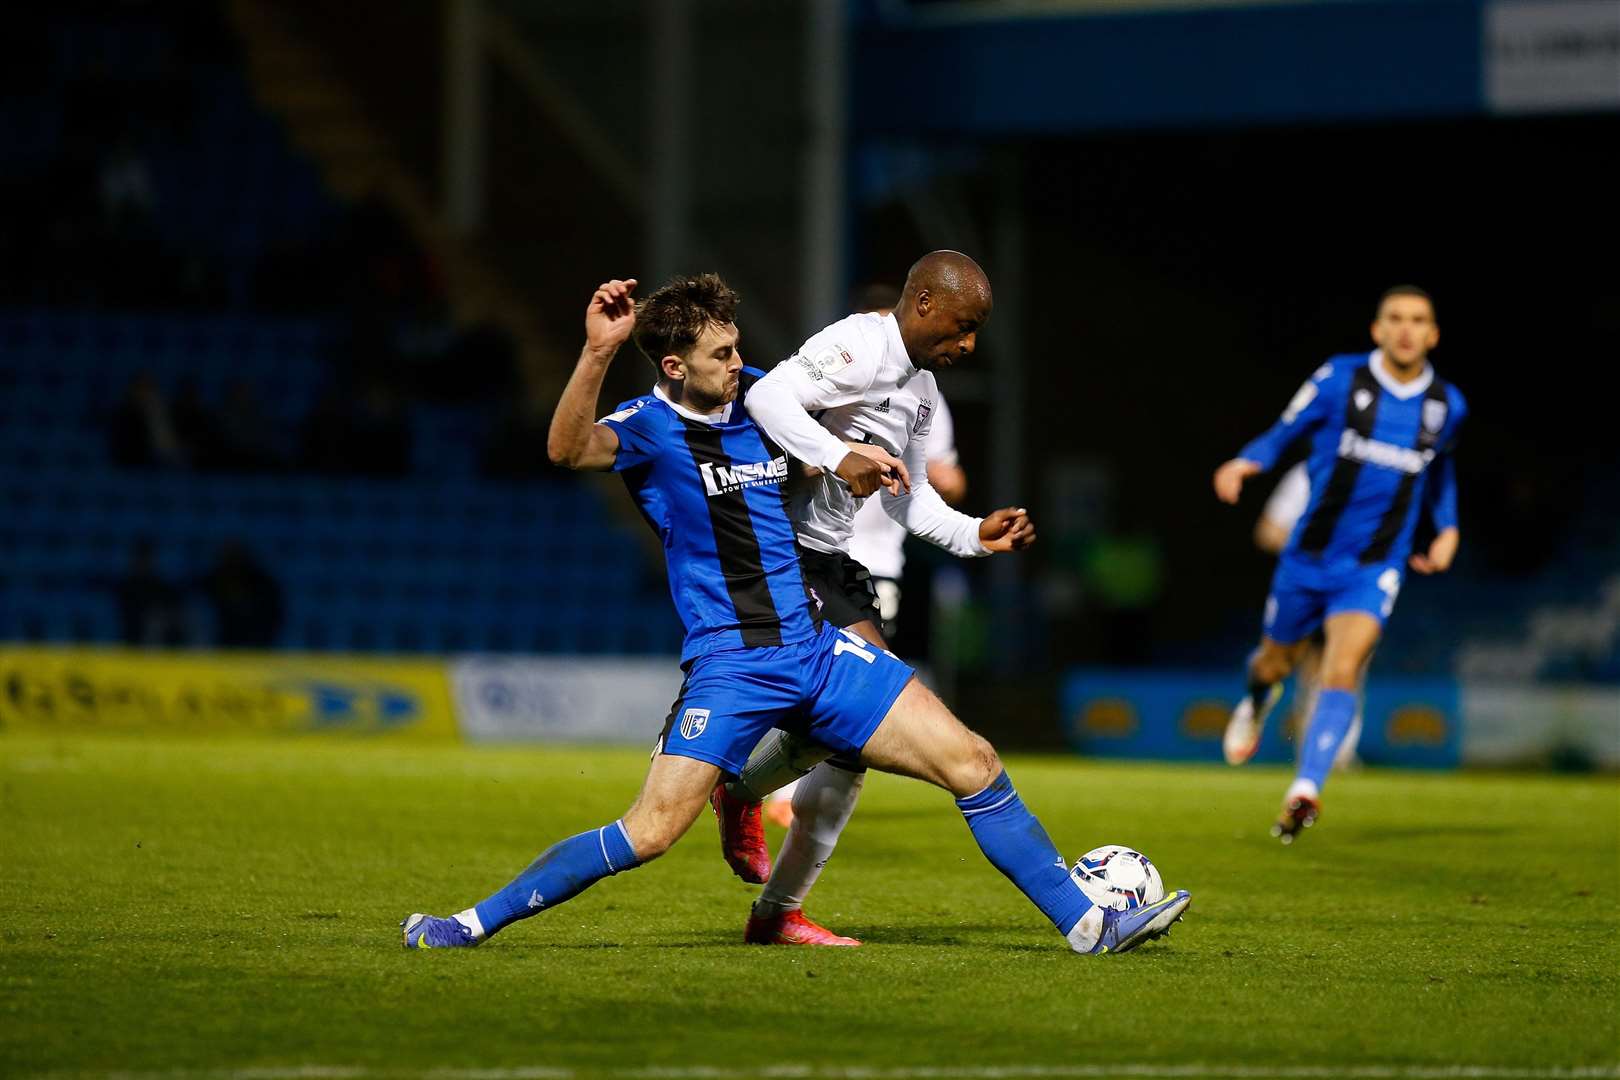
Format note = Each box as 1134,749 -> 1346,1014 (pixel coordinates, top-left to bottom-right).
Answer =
27,1066 -> 1620,1080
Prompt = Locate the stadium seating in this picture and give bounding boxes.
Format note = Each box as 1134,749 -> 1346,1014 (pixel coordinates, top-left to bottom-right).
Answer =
0,10 -> 681,657
0,316 -> 681,654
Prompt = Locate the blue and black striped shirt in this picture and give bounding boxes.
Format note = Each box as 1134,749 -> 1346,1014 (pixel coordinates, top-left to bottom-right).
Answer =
600,368 -> 819,664
1241,350 -> 1466,569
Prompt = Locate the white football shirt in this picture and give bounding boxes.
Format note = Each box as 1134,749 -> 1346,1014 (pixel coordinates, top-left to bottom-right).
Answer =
745,311 -> 985,561
1262,462 -> 1311,532
847,394 -> 958,580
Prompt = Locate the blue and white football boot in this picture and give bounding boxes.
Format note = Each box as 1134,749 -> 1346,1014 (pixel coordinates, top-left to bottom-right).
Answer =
1087,890 -> 1192,955
401,913 -> 478,949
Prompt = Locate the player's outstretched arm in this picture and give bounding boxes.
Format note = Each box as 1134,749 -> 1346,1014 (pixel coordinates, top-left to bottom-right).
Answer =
881,434 -> 1007,557
1213,458 -> 1263,504
1217,364 -> 1337,504
548,279 -> 637,471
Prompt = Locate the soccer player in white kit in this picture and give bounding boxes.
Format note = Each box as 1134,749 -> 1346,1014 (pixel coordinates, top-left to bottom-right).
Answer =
715,250 -> 1039,946
1249,465 -> 1363,771
763,286 -> 968,829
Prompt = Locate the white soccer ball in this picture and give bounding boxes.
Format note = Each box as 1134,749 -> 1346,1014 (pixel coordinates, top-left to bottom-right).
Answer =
1070,844 -> 1165,911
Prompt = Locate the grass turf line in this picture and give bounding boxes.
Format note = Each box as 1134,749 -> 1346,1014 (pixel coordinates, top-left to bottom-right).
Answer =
2,735 -> 1615,1075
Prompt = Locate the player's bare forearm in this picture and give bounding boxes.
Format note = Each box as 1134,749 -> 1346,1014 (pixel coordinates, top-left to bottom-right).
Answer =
928,461 -> 967,505
1410,527 -> 1460,575
549,278 -> 637,470
546,344 -> 620,470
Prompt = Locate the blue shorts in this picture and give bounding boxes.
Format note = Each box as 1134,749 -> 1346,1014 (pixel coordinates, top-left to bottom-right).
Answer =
1263,555 -> 1404,645
657,623 -> 915,775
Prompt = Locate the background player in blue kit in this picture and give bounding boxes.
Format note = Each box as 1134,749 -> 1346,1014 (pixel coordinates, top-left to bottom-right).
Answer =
1213,286 -> 1466,842
400,273 -> 1191,953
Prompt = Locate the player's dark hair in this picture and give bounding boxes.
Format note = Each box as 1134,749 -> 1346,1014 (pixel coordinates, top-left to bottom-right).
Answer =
1378,284 -> 1435,320
632,273 -> 740,369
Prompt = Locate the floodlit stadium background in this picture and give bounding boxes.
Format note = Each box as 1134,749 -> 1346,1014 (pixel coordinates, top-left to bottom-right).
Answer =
2,2 -> 1617,766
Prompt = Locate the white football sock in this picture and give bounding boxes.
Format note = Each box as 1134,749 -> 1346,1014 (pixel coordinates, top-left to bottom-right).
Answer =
452,907 -> 486,941
1286,777 -> 1321,802
728,729 -> 832,802
753,762 -> 864,917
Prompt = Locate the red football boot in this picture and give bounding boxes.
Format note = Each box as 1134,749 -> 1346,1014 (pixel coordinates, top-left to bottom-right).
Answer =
710,782 -> 771,884
1271,793 -> 1321,845
745,907 -> 861,947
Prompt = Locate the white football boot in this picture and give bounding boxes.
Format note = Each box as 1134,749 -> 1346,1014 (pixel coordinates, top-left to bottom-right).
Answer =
1223,683 -> 1282,766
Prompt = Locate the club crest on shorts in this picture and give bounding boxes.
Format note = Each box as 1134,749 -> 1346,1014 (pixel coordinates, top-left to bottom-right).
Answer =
680,708 -> 710,740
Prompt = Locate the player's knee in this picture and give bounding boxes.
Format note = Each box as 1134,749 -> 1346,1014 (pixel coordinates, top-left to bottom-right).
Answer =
1253,646 -> 1293,683
620,809 -> 681,862
948,733 -> 1002,797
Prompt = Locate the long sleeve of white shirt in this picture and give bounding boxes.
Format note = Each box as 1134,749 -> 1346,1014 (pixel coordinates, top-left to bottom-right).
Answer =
744,358 -> 871,474
880,427 -> 988,558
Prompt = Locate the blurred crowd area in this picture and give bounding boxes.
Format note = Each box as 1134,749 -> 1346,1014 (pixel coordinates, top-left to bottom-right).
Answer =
0,3 -> 678,655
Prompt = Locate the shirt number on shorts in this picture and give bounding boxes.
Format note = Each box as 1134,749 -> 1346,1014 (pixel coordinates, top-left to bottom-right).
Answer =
1377,568 -> 1402,617
833,629 -> 877,664
833,627 -> 897,664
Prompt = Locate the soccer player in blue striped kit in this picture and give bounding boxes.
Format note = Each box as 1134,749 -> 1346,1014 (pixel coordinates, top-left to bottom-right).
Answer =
400,273 -> 1191,952
1214,286 -> 1466,842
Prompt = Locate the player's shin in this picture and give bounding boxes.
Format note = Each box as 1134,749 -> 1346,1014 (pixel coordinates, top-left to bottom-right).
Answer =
1245,649 -> 1279,713
467,821 -> 642,940
1293,687 -> 1357,795
754,761 -> 864,918
955,771 -> 1100,949
727,729 -> 833,803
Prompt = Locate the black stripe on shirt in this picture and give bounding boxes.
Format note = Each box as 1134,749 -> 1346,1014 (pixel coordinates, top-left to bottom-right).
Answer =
1297,364 -> 1381,555
681,422 -> 784,648
1359,379 -> 1451,565
737,368 -> 824,631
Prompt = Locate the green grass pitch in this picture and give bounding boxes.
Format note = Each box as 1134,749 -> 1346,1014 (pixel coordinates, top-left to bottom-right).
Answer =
2,733 -> 1616,1078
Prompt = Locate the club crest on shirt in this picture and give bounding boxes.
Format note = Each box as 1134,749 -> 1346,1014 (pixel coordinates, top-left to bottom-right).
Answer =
1423,399 -> 1447,434
1283,379 -> 1318,423
680,708 -> 709,740
913,399 -> 933,435
1353,388 -> 1374,412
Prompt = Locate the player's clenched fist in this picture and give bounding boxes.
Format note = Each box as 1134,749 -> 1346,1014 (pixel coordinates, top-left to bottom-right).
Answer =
585,278 -> 638,354
835,445 -> 908,498
1213,458 -> 1263,505
980,507 -> 1035,552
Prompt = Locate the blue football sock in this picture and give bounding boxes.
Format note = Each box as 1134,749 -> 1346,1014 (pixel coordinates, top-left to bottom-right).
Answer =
956,771 -> 1093,935
1296,688 -> 1357,791
473,820 -> 641,939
